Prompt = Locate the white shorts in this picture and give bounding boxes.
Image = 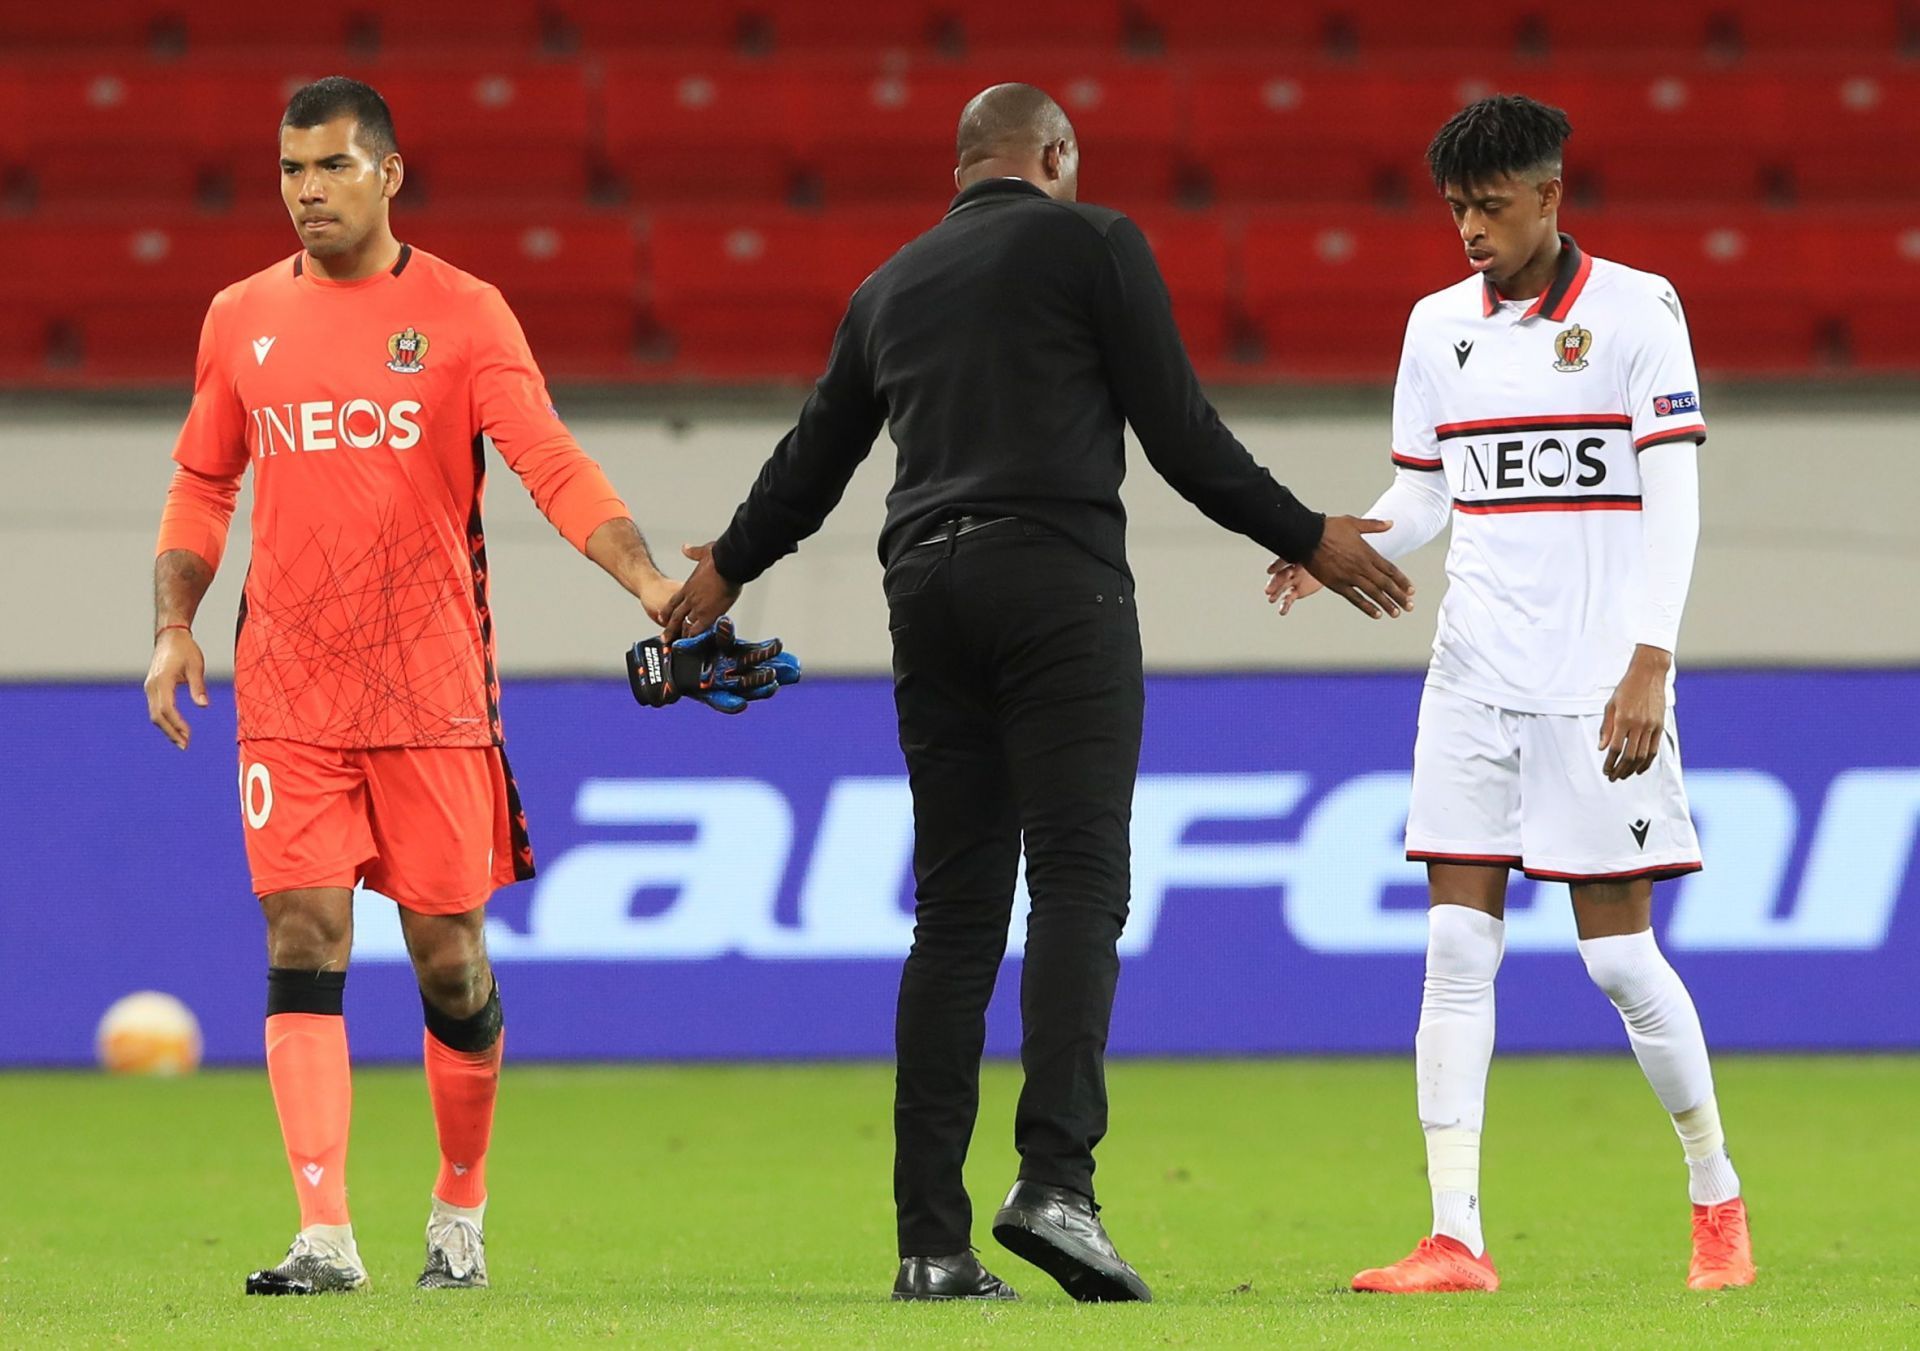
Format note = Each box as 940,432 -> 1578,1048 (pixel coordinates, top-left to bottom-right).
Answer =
1405,684 -> 1703,883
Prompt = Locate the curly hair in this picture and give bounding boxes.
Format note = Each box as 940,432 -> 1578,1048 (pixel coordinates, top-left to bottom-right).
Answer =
1427,94 -> 1571,190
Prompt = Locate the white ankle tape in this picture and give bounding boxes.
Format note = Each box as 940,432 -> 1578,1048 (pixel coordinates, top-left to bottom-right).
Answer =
1673,1096 -> 1726,1162
1425,1126 -> 1481,1194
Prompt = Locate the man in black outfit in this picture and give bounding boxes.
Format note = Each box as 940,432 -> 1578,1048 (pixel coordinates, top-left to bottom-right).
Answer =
666,84 -> 1412,1303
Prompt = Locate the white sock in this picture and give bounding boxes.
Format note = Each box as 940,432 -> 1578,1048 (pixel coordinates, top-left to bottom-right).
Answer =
299,1222 -> 360,1263
1417,905 -> 1505,1257
1675,1096 -> 1743,1206
1578,930 -> 1740,1206
430,1195 -> 486,1229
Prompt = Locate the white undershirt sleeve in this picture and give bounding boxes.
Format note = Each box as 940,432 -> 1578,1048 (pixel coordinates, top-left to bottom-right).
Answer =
1363,466 -> 1453,561
1635,441 -> 1700,652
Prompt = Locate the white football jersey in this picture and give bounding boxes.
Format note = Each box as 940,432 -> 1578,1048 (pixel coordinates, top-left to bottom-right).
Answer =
1392,237 -> 1707,714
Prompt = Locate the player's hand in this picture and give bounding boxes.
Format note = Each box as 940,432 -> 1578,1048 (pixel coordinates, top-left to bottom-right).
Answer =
637,571 -> 681,627
145,627 -> 208,751
1302,517 -> 1414,619
1264,559 -> 1325,616
663,542 -> 742,639
1600,645 -> 1671,781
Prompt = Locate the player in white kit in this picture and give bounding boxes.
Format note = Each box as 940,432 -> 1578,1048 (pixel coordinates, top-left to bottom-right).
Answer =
1268,96 -> 1754,1293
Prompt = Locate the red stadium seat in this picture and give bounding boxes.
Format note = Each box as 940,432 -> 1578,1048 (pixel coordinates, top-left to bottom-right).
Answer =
1830,220 -> 1920,370
7,218 -> 293,380
1043,61 -> 1182,200
795,58 -> 1182,205
1733,0 -> 1908,55
340,0 -> 545,55
1576,215 -> 1828,373
800,63 -> 995,204
1127,209 -> 1234,366
1530,0 -> 1907,59
0,64 -> 29,196
1186,67 -> 1499,204
406,215 -> 640,376
4,211 -> 640,381
566,0 -> 1127,56
0,308 -> 52,384
1239,212 -> 1465,377
1780,69 -> 1920,200
11,59 -> 585,211
0,0 -> 167,52
12,63 -> 222,206
757,0 -> 948,52
1128,0 -> 1327,53
954,0 -> 1129,53
547,0 -> 752,52
376,65 -> 594,206
645,210 -> 841,376
1339,1 -> 1553,59
644,207 -> 923,376
1541,71 -> 1794,204
814,207 -> 938,296
601,58 -> 810,203
169,0 -> 358,53
1532,0 -> 1729,57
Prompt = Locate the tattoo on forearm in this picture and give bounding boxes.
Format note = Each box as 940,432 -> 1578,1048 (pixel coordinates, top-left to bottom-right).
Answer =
153,549 -> 213,630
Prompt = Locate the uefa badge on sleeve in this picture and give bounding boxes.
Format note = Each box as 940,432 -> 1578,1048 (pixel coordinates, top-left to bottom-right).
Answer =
386,327 -> 429,374
1552,324 -> 1592,372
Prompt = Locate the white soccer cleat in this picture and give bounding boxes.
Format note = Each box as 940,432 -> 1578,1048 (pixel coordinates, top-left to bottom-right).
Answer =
245,1226 -> 370,1295
418,1199 -> 489,1289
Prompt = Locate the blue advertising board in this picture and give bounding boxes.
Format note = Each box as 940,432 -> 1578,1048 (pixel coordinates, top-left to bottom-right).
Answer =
3,671 -> 1916,1065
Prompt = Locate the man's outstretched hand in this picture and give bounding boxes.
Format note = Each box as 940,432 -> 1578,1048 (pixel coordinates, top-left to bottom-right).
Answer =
663,542 -> 742,638
1301,517 -> 1414,619
1264,559 -> 1323,615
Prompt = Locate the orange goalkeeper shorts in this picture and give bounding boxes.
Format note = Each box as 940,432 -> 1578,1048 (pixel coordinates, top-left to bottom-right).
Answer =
236,739 -> 533,914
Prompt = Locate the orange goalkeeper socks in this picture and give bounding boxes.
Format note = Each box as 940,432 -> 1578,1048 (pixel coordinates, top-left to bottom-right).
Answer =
422,984 -> 503,1209
264,1009 -> 353,1228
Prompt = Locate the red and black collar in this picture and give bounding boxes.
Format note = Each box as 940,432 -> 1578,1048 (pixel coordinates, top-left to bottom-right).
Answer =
292,242 -> 412,279
1480,233 -> 1591,321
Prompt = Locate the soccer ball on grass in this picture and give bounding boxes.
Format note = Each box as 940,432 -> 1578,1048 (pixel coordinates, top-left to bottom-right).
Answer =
95,991 -> 203,1075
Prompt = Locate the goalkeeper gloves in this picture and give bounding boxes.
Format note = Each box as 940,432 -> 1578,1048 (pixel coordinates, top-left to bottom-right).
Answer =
626,615 -> 802,715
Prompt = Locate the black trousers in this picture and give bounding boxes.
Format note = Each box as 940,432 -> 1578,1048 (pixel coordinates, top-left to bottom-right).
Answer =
885,519 -> 1145,1257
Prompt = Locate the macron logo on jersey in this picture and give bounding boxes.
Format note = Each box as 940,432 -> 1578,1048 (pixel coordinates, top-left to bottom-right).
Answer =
252,336 -> 276,366
248,399 -> 424,458
1653,391 -> 1699,417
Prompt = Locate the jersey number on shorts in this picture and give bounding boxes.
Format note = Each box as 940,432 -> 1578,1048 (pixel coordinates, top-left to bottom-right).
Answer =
242,762 -> 274,829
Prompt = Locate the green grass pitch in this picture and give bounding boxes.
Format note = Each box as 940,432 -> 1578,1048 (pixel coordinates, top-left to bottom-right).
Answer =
2,1057 -> 1915,1347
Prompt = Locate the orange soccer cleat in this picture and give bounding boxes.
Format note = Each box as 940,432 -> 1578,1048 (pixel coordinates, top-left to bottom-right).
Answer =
1688,1198 -> 1756,1290
1352,1236 -> 1500,1293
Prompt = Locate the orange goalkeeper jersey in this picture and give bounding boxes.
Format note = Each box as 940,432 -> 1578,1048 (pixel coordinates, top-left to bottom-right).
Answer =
163,245 -> 629,749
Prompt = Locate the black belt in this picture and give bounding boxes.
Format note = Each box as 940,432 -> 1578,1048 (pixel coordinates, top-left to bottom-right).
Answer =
911,514 -> 1021,548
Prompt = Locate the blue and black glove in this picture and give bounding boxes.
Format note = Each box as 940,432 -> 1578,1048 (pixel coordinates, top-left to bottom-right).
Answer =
627,615 -> 802,715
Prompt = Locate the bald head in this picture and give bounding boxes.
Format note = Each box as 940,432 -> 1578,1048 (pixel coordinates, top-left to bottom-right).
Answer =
954,83 -> 1080,200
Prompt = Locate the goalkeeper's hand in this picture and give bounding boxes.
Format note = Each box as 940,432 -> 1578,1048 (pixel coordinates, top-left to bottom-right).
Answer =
626,615 -> 802,715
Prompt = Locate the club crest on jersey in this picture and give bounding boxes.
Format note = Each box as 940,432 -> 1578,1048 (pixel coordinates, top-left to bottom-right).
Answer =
386,327 -> 430,374
1552,324 -> 1592,372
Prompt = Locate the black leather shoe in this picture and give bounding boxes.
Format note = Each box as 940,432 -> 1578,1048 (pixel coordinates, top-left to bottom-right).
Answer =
991,1180 -> 1152,1303
891,1251 -> 1020,1302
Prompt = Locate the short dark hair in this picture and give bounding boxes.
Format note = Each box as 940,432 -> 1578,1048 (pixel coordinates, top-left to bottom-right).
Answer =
281,76 -> 399,158
1426,94 -> 1570,190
